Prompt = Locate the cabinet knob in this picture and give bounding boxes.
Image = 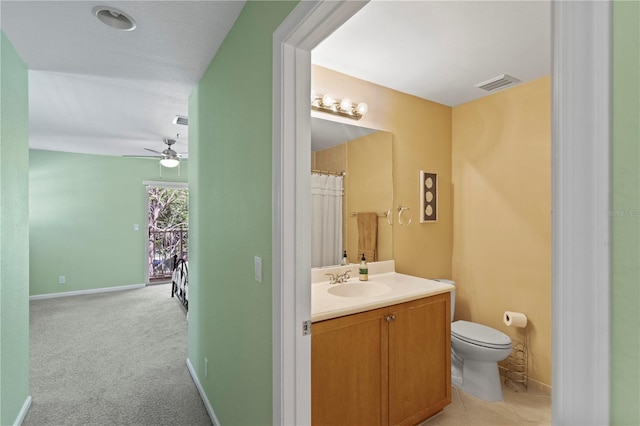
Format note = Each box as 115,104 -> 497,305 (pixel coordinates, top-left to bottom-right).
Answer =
385,314 -> 397,322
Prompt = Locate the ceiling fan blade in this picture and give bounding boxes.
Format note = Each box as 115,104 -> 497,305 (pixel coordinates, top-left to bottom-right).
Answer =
123,141 -> 188,160
122,155 -> 162,158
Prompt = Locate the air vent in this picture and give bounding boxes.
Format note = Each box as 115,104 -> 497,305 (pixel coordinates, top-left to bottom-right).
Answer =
475,74 -> 521,92
173,115 -> 188,126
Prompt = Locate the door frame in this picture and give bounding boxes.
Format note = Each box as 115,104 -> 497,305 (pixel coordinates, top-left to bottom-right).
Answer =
550,2 -> 611,424
272,3 -> 368,423
272,1 -> 611,424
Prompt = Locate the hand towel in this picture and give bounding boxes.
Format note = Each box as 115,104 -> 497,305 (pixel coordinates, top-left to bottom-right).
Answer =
357,212 -> 378,262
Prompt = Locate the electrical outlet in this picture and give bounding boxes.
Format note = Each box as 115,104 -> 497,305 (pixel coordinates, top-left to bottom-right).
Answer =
204,357 -> 208,377
59,276 -> 66,284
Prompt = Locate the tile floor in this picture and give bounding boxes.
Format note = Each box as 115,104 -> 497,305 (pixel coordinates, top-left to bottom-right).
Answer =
421,382 -> 551,426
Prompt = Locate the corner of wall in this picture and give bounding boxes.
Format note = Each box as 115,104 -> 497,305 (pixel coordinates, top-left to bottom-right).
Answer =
0,30 -> 31,426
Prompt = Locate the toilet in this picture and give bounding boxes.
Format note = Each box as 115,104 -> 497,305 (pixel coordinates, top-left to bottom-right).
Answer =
435,279 -> 512,402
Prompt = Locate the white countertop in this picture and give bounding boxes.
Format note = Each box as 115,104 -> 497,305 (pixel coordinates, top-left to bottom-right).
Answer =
311,270 -> 454,323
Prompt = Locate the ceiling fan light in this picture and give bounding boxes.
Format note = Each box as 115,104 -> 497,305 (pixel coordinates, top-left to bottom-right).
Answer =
160,158 -> 179,168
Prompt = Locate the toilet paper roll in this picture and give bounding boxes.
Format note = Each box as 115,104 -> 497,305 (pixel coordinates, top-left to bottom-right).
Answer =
503,311 -> 528,328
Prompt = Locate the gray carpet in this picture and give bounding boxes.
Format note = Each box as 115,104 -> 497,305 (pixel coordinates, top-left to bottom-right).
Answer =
24,284 -> 212,426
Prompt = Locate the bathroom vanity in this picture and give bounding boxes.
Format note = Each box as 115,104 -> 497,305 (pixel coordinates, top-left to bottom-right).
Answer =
311,262 -> 454,426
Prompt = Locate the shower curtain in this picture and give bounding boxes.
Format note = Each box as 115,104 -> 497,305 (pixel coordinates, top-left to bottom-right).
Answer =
311,174 -> 343,268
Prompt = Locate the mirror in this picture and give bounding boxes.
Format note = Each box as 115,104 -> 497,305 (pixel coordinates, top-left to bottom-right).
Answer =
311,117 -> 393,267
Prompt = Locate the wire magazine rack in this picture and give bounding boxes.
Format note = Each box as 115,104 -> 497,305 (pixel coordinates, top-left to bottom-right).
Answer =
503,331 -> 529,391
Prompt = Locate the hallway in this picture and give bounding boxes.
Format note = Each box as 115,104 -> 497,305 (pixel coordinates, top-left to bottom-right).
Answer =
25,284 -> 210,426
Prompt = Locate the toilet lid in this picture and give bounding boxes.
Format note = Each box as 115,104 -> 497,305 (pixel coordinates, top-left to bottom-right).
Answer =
451,320 -> 512,349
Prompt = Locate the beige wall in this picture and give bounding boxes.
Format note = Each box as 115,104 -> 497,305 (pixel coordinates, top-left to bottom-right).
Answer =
345,132 -> 393,263
312,65 -> 453,279
313,143 -> 346,172
452,77 -> 552,386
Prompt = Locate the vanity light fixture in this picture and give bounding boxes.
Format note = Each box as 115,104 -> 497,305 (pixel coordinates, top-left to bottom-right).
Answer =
311,93 -> 368,120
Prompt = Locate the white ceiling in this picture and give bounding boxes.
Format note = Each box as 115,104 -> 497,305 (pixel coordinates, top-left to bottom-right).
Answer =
1,1 -> 550,157
312,0 -> 551,107
0,1 -> 246,157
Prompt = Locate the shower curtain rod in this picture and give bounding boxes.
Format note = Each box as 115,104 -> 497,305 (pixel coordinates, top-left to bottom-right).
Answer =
311,169 -> 346,176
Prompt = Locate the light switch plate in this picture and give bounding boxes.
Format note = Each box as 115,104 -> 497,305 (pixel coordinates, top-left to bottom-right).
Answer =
254,256 -> 262,283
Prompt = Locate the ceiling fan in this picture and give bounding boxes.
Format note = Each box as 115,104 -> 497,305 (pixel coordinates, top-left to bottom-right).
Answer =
124,138 -> 185,168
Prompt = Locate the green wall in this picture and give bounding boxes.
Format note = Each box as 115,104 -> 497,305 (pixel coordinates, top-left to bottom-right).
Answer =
187,2 -> 297,424
29,150 -> 188,296
612,1 -> 640,424
0,31 -> 30,426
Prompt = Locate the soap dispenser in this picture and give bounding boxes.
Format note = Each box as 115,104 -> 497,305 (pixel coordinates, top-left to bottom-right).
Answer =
359,253 -> 368,281
342,250 -> 348,266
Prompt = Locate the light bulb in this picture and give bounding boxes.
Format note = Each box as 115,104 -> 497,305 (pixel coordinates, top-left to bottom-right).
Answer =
160,158 -> 180,168
356,102 -> 368,115
339,98 -> 352,111
322,94 -> 335,107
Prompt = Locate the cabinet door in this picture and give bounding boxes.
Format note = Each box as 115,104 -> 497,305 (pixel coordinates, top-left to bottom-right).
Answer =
312,307 -> 389,426
388,293 -> 451,426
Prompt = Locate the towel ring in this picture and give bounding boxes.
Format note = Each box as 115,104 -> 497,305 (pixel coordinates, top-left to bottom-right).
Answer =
386,209 -> 392,225
397,206 -> 412,226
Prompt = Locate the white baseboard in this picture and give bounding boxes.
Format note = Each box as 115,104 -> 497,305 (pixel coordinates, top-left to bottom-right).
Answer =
29,283 -> 146,301
186,357 -> 221,426
13,395 -> 32,426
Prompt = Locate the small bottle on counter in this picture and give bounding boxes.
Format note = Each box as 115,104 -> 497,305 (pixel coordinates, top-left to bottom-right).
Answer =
359,253 -> 368,281
342,250 -> 348,266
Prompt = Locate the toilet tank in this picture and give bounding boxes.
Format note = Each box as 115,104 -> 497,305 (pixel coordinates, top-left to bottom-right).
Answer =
434,279 -> 455,322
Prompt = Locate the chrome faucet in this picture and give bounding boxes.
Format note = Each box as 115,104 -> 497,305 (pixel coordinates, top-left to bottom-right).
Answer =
336,270 -> 351,283
325,270 -> 351,284
325,273 -> 337,284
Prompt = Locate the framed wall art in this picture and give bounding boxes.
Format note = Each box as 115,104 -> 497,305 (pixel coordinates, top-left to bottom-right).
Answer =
420,170 -> 437,223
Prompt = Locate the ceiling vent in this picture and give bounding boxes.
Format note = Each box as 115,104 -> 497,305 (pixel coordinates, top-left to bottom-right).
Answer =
475,74 -> 521,92
173,115 -> 189,126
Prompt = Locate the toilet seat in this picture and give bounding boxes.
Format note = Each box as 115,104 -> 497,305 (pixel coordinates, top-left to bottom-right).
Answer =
451,320 -> 512,350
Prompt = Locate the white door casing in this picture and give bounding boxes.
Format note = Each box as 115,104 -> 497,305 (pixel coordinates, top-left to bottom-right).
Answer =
551,1 -> 611,424
272,2 -> 368,424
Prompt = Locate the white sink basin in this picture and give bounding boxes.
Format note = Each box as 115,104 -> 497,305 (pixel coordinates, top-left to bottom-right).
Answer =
327,282 -> 391,298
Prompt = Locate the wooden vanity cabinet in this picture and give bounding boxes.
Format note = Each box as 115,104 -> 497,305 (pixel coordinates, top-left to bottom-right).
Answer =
388,294 -> 451,425
312,307 -> 389,426
312,292 -> 451,426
